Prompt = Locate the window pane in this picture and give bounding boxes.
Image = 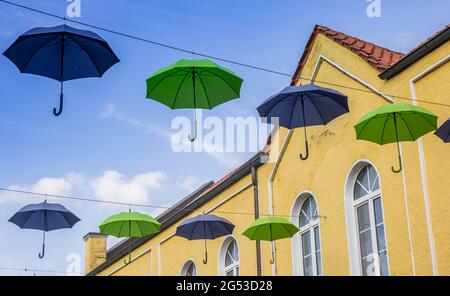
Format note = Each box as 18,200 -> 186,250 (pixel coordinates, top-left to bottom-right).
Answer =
358,167 -> 370,189
357,204 -> 371,231
300,198 -> 311,227
236,267 -> 240,276
226,270 -> 234,277
303,256 -> 313,276
359,230 -> 373,258
314,227 -> 322,275
368,165 -> 379,191
379,251 -> 389,276
354,182 -> 367,200
187,263 -> 196,276
310,198 -> 317,220
302,232 -> 311,256
225,241 -> 238,266
373,198 -> 384,225
314,227 -> 321,250
316,250 -> 322,275
361,256 -> 378,276
376,225 -> 386,252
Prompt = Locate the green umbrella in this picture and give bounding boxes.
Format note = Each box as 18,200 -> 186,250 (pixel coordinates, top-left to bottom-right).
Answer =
146,59 -> 243,141
242,216 -> 299,264
99,210 -> 161,264
355,102 -> 438,173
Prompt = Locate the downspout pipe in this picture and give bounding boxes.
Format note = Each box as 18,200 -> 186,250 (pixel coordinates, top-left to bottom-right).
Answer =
251,166 -> 262,276
408,55 -> 449,276
268,129 -> 294,276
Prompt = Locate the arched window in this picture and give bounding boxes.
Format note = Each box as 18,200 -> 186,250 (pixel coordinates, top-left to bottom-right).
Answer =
180,260 -> 197,276
219,237 -> 239,276
346,163 -> 389,276
291,193 -> 323,276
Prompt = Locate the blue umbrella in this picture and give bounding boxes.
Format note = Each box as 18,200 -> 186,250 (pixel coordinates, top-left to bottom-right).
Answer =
3,24 -> 119,116
435,118 -> 450,143
9,200 -> 80,258
175,214 -> 235,264
257,84 -> 349,160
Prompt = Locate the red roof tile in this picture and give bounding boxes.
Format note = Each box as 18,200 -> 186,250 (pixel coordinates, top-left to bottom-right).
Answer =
291,25 -> 405,85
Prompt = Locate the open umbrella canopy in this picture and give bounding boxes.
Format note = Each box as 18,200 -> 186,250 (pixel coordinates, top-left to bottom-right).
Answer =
146,59 -> 243,109
8,200 -> 80,258
257,84 -> 349,160
175,214 -> 235,264
3,24 -> 120,116
99,211 -> 160,238
243,216 -> 299,265
355,102 -> 438,173
242,216 -> 299,242
435,118 -> 450,143
99,211 -> 160,265
146,59 -> 243,141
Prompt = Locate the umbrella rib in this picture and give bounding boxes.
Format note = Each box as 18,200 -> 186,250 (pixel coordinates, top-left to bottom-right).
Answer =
398,113 -> 415,140
171,71 -> 192,109
20,37 -> 60,72
196,72 -> 212,109
201,69 -> 240,97
189,222 -> 198,240
147,70 -> 189,99
380,113 -> 391,144
260,93 -> 294,116
288,95 -> 299,129
136,221 -> 144,237
414,112 -> 438,130
15,210 -> 37,229
117,220 -> 125,238
66,36 -> 101,76
306,94 -> 327,125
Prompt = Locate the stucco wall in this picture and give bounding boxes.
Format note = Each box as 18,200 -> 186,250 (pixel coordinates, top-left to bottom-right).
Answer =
93,34 -> 449,276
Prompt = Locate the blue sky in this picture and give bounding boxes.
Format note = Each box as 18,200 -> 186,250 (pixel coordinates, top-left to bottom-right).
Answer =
0,0 -> 448,275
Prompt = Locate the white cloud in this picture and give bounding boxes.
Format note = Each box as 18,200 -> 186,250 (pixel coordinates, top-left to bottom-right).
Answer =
90,170 -> 167,205
0,173 -> 82,204
177,175 -> 201,192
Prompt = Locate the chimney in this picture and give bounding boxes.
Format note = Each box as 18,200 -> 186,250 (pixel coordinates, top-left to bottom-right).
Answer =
83,232 -> 107,274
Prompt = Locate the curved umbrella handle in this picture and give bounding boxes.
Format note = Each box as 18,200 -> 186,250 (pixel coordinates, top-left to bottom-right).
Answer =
124,252 -> 131,265
53,84 -> 64,117
270,250 -> 275,265
188,120 -> 197,142
38,231 -> 45,259
300,141 -> 309,160
391,156 -> 403,173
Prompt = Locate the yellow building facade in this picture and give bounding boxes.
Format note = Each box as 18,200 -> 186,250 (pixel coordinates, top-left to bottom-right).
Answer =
84,25 -> 450,276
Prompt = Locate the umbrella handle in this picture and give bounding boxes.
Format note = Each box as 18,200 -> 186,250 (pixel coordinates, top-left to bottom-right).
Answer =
38,231 -> 45,259
391,156 -> 403,173
300,140 -> 309,160
124,252 -> 131,265
270,250 -> 275,265
188,111 -> 197,142
203,239 -> 208,264
53,83 -> 64,117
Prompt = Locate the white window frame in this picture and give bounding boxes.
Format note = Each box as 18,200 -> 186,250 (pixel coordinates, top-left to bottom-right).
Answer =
291,192 -> 323,276
344,160 -> 390,276
218,236 -> 240,276
180,259 -> 197,276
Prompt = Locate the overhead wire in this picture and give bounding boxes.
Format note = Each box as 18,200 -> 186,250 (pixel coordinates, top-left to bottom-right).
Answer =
0,0 -> 449,108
